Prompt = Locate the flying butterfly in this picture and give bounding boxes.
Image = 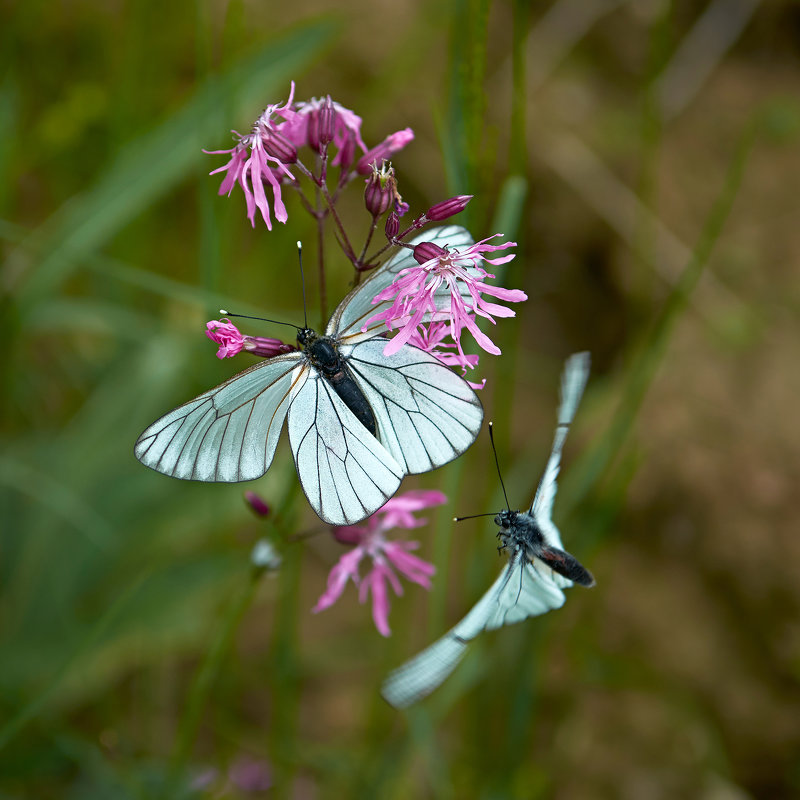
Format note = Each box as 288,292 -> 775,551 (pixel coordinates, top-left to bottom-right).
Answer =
134,226 -> 484,526
381,352 -> 594,709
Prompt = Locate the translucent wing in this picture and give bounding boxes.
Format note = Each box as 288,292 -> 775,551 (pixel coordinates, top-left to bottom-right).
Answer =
381,552 -> 565,709
328,226 -> 475,345
343,339 -> 483,474
287,371 -> 405,526
529,352 -> 591,527
135,353 -> 302,482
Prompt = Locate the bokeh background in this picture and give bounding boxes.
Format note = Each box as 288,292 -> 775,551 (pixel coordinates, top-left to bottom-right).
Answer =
2,0 -> 800,797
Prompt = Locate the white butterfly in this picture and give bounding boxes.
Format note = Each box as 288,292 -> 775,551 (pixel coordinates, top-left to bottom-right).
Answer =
135,226 -> 484,527
381,352 -> 594,709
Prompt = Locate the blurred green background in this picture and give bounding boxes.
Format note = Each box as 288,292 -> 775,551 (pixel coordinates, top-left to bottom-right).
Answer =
2,0 -> 800,797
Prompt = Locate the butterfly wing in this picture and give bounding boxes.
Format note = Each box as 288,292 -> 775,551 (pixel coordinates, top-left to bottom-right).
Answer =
530,352 -> 591,531
287,369 -> 405,526
135,353 -> 302,481
342,339 -> 483,474
328,225 -> 475,345
381,551 -> 565,708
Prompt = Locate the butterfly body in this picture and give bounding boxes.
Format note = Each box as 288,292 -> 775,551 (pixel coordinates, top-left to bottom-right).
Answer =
495,509 -> 594,587
297,328 -> 377,437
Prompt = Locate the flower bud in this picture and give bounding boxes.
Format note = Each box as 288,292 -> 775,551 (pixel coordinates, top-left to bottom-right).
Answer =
413,241 -> 448,265
332,525 -> 363,545
384,211 -> 400,239
364,163 -> 394,217
251,539 -> 282,571
206,319 -> 245,359
337,131 -> 357,171
260,129 -> 298,164
244,491 -> 271,517
317,95 -> 336,146
243,336 -> 295,358
425,194 -> 472,221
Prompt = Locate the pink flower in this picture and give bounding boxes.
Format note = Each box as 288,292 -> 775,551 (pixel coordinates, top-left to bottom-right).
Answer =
365,235 -> 527,358
206,319 -> 294,359
408,322 -> 486,390
206,319 -> 246,358
312,490 -> 444,636
356,128 -> 415,175
205,83 -> 298,229
281,95 -> 368,168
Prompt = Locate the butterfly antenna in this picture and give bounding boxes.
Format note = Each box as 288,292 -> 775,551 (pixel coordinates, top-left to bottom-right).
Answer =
488,421 -> 511,511
297,241 -> 308,329
453,512 -> 497,523
218,310 -> 299,331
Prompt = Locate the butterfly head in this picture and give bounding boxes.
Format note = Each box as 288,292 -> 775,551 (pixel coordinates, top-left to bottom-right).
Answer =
494,508 -> 518,531
296,327 -> 318,348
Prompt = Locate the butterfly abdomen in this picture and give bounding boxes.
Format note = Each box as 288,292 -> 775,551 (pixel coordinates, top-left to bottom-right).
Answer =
305,336 -> 378,437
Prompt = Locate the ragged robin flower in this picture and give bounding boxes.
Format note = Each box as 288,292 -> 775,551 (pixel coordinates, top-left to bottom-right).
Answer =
366,234 -> 527,357
204,83 -> 298,230
312,490 -> 444,636
205,319 -> 294,359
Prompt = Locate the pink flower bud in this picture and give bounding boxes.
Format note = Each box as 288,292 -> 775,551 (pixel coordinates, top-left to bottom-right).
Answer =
425,195 -> 472,221
412,241 -> 448,265
307,96 -> 336,153
244,491 -> 271,518
317,95 -> 336,146
260,129 -> 298,164
206,319 -> 246,358
364,163 -> 394,217
337,131 -> 357,171
385,211 -> 400,239
242,336 -> 295,358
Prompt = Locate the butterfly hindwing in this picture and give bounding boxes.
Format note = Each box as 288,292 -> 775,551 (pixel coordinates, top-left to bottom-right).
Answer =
381,553 -> 566,708
343,339 -> 484,474
287,370 -> 405,526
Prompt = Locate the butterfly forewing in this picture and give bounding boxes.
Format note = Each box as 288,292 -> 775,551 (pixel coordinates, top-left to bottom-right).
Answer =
135,354 -> 301,482
530,352 -> 590,520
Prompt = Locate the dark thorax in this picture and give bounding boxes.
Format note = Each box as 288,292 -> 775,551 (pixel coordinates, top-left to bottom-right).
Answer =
494,509 -> 595,587
296,328 -> 378,437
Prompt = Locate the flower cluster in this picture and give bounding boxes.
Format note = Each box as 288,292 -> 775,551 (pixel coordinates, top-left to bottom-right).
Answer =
312,491 -> 444,636
365,235 -> 527,377
206,84 -> 415,235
